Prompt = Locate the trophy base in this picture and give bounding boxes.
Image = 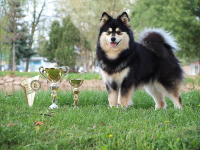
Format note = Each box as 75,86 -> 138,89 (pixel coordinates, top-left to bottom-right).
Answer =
49,103 -> 58,109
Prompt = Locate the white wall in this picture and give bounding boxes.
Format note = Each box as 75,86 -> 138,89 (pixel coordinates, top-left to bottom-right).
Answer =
20,57 -> 57,72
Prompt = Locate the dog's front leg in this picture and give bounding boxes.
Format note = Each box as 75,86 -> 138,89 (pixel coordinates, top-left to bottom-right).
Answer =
106,84 -> 118,107
118,85 -> 134,107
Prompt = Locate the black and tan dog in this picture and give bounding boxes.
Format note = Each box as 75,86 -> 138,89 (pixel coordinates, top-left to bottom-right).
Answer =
96,12 -> 184,109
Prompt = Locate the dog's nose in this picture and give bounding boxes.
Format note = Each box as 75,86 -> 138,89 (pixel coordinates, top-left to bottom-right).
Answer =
111,37 -> 116,42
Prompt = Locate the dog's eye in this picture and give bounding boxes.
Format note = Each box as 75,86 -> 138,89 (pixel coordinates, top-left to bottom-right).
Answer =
117,31 -> 122,35
107,31 -> 111,35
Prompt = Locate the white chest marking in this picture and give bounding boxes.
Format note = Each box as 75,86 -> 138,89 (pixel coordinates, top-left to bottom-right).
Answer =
100,67 -> 130,86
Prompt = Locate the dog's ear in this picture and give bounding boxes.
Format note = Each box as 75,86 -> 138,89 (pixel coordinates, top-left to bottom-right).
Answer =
117,12 -> 130,27
100,12 -> 112,27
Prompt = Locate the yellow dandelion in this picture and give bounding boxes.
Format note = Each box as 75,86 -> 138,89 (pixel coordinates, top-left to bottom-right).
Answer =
165,121 -> 170,123
199,104 -> 200,107
98,76 -> 101,79
109,134 -> 113,138
36,126 -> 40,130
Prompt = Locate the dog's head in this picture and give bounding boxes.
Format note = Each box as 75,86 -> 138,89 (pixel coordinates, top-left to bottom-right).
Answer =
98,12 -> 131,59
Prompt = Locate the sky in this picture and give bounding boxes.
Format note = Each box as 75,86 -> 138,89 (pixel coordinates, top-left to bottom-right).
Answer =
24,0 -> 57,47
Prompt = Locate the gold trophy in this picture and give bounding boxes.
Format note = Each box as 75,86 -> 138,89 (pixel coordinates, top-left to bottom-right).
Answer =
69,79 -> 84,108
21,75 -> 41,107
39,66 -> 69,109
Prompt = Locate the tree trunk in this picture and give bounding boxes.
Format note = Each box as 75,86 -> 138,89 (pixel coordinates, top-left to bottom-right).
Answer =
24,1 -> 45,72
26,57 -> 30,72
13,40 -> 16,72
110,0 -> 115,17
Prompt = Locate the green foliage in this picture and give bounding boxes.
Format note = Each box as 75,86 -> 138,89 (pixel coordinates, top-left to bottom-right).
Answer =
1,0 -> 39,69
0,90 -> 199,149
67,73 -> 101,80
43,21 -> 61,62
43,16 -> 82,67
0,71 -> 40,77
0,25 -> 10,65
0,1 -> 11,65
3,0 -> 29,68
131,0 -> 200,63
14,27 -> 36,65
56,0 -> 133,56
184,76 -> 200,86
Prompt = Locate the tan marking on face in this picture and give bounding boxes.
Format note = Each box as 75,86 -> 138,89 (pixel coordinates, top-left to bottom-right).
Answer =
109,28 -> 112,32
116,28 -> 119,32
100,32 -> 129,59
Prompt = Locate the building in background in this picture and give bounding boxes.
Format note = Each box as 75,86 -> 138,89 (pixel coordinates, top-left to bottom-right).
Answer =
20,57 -> 56,72
183,62 -> 200,76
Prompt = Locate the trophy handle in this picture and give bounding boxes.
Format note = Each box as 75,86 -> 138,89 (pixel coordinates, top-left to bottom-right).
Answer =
60,66 -> 69,83
39,66 -> 51,82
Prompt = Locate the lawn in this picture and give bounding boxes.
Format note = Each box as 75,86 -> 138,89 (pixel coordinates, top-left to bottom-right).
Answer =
0,89 -> 200,149
0,71 -> 101,80
184,75 -> 200,86
1,71 -> 200,85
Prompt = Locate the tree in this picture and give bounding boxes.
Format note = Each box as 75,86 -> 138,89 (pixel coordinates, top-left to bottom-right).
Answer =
15,26 -> 37,64
55,16 -> 80,66
0,0 -> 9,68
41,21 -> 61,63
42,16 -> 81,67
3,0 -> 27,71
24,0 -> 45,72
55,0 -> 134,71
1,0 -> 45,72
130,0 -> 200,65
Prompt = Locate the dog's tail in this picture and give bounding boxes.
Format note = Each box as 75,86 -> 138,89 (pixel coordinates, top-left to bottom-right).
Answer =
138,28 -> 178,57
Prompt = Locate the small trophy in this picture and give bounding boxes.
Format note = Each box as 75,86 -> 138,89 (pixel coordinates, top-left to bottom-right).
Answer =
39,66 -> 69,109
69,79 -> 84,108
21,75 -> 41,107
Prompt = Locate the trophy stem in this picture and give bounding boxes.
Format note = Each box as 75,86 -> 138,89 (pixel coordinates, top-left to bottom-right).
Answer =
69,79 -> 84,108
49,83 -> 59,109
73,88 -> 80,108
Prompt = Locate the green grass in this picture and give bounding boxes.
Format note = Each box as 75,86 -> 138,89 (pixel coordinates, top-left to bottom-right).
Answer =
0,71 -> 40,78
67,73 -> 101,80
0,89 -> 200,149
0,71 -> 101,80
184,75 -> 200,86
2,71 -> 200,85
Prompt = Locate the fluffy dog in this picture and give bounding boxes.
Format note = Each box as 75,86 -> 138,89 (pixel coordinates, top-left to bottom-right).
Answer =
96,12 -> 184,109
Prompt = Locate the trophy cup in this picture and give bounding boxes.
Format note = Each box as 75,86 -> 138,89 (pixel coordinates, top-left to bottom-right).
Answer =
69,79 -> 84,108
39,66 -> 69,109
21,75 -> 41,107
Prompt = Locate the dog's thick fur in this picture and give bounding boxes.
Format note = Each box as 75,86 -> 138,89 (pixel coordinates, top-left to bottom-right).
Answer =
96,12 -> 184,109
